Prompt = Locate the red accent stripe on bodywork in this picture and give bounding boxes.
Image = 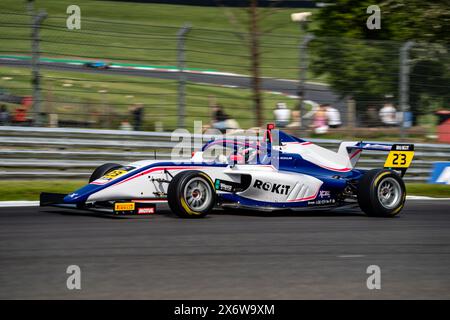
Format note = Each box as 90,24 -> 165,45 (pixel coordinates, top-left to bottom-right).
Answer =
132,199 -> 167,203
115,166 -> 208,186
317,164 -> 351,172
350,149 -> 362,159
287,188 -> 320,202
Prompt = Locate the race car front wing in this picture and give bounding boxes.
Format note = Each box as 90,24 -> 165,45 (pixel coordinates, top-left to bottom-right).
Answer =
39,192 -> 157,215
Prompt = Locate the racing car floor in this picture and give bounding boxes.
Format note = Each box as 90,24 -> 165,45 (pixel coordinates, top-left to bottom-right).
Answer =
0,200 -> 449,299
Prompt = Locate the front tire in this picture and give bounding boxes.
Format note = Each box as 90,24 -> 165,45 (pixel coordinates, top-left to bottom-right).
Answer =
357,169 -> 406,217
167,171 -> 216,218
89,163 -> 122,183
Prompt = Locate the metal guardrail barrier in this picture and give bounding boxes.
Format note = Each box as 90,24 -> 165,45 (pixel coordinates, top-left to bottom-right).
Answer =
1,126 -> 448,182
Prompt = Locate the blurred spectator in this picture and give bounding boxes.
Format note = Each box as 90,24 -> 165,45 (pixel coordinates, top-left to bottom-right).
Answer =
0,105 -> 10,125
12,106 -> 29,125
313,104 -> 329,134
302,100 -> 320,128
38,112 -> 49,127
273,102 -> 291,128
379,103 -> 398,126
287,110 -> 301,128
212,104 -> 228,131
211,104 -> 241,133
120,121 -> 132,131
324,104 -> 341,128
366,106 -> 379,127
131,103 -> 144,131
49,113 -> 59,128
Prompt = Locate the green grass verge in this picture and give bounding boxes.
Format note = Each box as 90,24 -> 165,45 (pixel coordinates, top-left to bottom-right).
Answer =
0,180 -> 86,201
406,184 -> 450,198
0,180 -> 448,201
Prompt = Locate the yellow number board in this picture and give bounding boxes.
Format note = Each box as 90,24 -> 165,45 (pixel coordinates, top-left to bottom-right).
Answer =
103,170 -> 127,180
384,151 -> 414,168
114,202 -> 135,211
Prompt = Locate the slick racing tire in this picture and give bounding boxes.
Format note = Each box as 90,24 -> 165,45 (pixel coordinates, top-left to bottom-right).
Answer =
357,169 -> 406,217
89,163 -> 122,183
167,171 -> 216,218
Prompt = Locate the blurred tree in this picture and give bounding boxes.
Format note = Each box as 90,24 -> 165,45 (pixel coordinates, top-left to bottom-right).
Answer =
381,0 -> 450,45
216,0 -> 286,127
311,0 -> 450,122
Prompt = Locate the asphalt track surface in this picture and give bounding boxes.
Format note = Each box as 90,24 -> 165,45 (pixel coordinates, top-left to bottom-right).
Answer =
0,60 -> 345,110
1,200 -> 450,299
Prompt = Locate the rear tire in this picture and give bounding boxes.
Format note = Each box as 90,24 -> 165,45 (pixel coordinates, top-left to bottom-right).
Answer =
89,163 -> 122,183
357,169 -> 406,217
167,171 -> 216,218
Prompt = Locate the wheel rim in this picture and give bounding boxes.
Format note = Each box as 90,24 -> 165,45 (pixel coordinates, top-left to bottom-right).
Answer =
377,177 -> 402,209
183,177 -> 211,212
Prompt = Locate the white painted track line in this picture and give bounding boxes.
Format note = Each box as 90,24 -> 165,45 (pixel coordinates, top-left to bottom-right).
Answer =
0,201 -> 40,207
0,196 -> 448,207
406,196 -> 450,200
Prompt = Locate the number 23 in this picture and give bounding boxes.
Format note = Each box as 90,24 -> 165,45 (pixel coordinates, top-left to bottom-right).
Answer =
392,153 -> 406,165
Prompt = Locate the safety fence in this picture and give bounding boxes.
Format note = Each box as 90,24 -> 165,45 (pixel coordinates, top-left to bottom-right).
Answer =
0,10 -> 448,135
1,126 -> 448,182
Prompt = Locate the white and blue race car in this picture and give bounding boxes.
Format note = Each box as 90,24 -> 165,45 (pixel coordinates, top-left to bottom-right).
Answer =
40,125 -> 414,218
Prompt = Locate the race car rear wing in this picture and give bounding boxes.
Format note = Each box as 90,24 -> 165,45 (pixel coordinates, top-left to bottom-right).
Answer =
338,142 -> 414,176
382,144 -> 415,176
